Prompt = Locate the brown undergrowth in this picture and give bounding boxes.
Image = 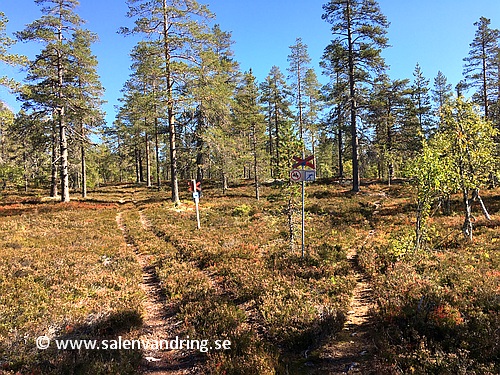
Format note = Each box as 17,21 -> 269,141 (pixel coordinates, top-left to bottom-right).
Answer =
357,185 -> 500,374
1,181 -> 498,374
0,191 -> 144,374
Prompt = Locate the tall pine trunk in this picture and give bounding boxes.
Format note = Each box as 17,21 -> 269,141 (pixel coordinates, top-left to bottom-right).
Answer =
267,103 -> 274,178
50,119 -> 58,197
274,101 -> 280,176
135,146 -> 140,183
81,142 -> 86,198
154,116 -> 161,190
387,108 -> 393,187
81,121 -> 87,198
145,131 -> 151,187
195,111 -> 205,183
162,0 -> 180,205
347,1 -> 360,192
337,119 -> 343,178
23,143 -> 28,192
251,122 -> 260,200
57,16 -> 69,202
59,106 -> 69,202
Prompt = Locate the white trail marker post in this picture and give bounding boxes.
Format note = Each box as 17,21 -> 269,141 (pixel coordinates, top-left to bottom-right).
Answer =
290,155 -> 316,257
189,179 -> 202,229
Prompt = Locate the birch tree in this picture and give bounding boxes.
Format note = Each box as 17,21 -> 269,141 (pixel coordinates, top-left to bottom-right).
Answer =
441,98 -> 497,240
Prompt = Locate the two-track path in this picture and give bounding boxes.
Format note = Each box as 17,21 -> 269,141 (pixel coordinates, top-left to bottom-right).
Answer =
114,187 -> 386,374
115,196 -> 197,375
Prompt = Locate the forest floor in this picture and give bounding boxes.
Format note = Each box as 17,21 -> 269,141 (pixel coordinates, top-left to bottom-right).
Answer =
1,179 -> 499,374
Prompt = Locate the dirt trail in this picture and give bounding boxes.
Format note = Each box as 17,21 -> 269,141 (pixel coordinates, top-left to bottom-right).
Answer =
114,189 -> 385,374
316,195 -> 384,374
316,240 -> 376,374
116,209 -> 196,374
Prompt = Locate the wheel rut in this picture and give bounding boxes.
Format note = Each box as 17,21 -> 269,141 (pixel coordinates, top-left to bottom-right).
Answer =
116,208 -> 198,374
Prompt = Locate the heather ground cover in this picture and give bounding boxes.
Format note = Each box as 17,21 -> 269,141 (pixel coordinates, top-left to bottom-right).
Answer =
1,180 -> 499,374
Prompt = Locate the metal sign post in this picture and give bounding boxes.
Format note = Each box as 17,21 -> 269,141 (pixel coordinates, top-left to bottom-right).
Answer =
290,156 -> 316,257
188,179 -> 202,229
302,171 -> 305,258
193,191 -> 201,229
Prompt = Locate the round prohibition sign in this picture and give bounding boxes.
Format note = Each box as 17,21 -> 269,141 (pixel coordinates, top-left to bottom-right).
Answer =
290,169 -> 302,182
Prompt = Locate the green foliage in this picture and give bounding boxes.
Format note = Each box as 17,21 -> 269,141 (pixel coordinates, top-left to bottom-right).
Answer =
411,63 -> 434,137
409,97 -> 498,243
441,98 -> 497,239
0,164 -> 24,188
0,11 -> 27,89
368,75 -> 414,181
322,0 -> 389,191
407,137 -> 451,249
463,16 -> 500,120
0,105 -> 27,190
441,98 -> 498,190
354,180 -> 500,374
432,71 -> 453,115
232,203 -> 252,217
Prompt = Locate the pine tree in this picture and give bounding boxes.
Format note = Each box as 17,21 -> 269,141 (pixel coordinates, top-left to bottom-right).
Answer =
432,71 -> 453,119
126,41 -> 166,188
321,40 -> 350,178
489,50 -> 500,127
303,68 -> 322,175
17,0 -> 85,202
0,12 -> 26,89
189,24 -> 238,183
123,0 -> 214,205
368,74 -> 409,184
411,63 -> 433,137
233,70 -> 265,199
260,66 -> 295,179
322,0 -> 389,192
116,79 -> 152,185
463,17 -> 500,120
287,37 -> 311,146
0,102 -> 17,189
7,110 -> 51,191
68,29 -> 105,197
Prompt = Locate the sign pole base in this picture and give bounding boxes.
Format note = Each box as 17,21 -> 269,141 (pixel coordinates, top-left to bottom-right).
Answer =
195,198 -> 201,230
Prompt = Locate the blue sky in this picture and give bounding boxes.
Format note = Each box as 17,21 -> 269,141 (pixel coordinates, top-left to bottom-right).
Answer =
1,0 -> 500,125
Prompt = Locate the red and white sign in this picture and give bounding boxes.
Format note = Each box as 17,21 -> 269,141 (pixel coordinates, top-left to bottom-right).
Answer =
290,169 -> 316,183
290,169 -> 302,182
188,180 -> 202,192
292,155 -> 315,169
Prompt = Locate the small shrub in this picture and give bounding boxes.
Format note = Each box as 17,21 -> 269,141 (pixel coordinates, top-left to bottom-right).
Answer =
232,204 -> 253,217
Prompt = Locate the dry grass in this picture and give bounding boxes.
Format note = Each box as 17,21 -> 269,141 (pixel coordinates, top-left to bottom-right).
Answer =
358,183 -> 500,374
0,198 -> 144,374
1,179 -> 499,374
